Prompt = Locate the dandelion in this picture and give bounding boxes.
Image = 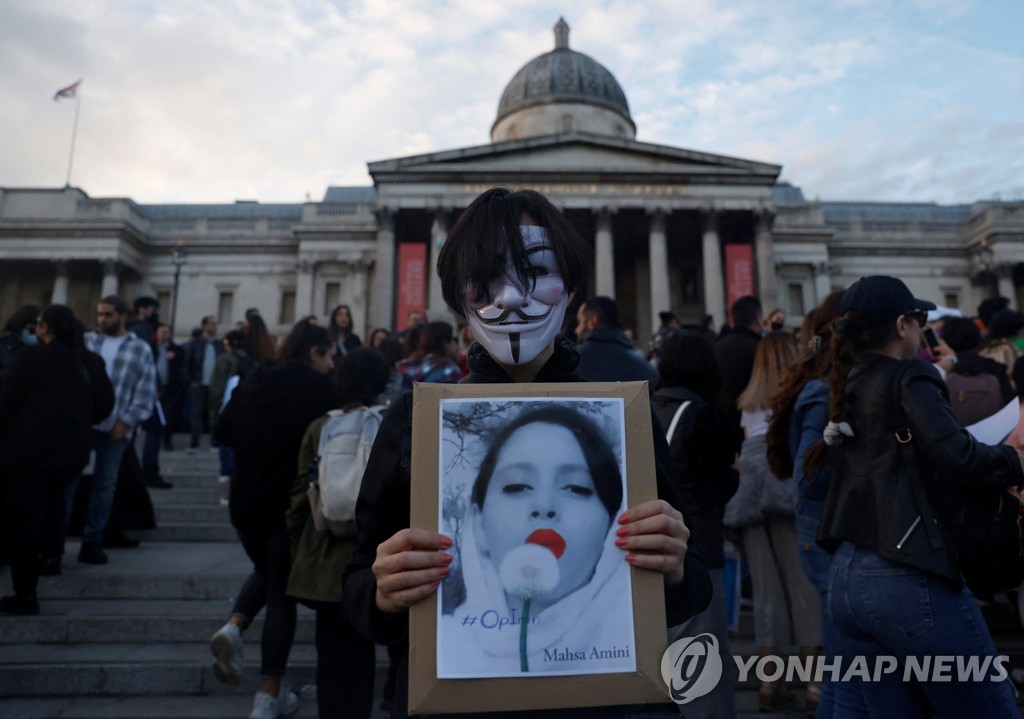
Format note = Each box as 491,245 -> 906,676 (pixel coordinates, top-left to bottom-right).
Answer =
498,544 -> 560,672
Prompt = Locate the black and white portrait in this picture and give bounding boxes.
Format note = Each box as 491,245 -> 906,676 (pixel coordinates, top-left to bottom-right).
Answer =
436,397 -> 636,679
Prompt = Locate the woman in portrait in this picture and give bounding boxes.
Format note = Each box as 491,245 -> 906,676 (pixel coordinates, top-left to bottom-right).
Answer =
439,405 -> 630,676
327,304 -> 362,357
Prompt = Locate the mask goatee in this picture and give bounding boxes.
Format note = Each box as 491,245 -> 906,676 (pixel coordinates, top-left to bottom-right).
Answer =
510,333 -> 521,364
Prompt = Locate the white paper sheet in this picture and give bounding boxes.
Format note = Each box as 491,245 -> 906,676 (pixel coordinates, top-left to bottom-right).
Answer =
966,398 -> 1021,446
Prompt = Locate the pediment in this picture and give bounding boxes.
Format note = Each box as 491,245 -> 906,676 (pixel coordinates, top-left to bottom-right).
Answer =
368,132 -> 781,182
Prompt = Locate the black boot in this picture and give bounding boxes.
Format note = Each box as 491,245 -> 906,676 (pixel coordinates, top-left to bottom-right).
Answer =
1,592 -> 40,615
78,541 -> 108,564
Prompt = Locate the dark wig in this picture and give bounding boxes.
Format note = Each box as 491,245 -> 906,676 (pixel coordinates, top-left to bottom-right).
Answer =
471,405 -> 622,520
437,187 -> 591,316
277,320 -> 331,366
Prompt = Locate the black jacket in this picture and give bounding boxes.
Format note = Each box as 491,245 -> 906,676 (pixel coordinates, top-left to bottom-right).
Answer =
185,335 -> 224,384
818,356 -> 1023,585
342,338 -> 711,719
216,363 -> 339,532
153,341 -> 184,398
652,386 -> 739,568
714,327 -> 762,453
576,328 -> 658,391
0,342 -> 114,475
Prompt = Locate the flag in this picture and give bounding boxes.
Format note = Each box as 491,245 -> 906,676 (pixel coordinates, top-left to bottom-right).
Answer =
53,80 -> 80,102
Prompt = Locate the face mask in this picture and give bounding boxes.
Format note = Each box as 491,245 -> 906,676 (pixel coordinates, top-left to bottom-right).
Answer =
21,329 -> 38,345
464,225 -> 569,366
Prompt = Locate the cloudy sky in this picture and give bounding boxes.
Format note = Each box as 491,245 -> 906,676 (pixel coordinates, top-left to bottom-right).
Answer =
1,0 -> 1021,205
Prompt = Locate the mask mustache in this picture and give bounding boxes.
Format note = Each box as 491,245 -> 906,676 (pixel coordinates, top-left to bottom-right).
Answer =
476,306 -> 553,325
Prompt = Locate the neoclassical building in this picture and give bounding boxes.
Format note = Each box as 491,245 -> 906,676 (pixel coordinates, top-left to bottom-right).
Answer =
2,19 -> 1023,342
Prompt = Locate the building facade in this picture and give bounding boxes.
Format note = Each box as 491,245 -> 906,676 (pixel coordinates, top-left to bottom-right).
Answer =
2,20 -> 1023,341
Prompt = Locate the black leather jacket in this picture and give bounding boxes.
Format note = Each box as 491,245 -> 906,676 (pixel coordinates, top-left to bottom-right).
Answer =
818,355 -> 1022,585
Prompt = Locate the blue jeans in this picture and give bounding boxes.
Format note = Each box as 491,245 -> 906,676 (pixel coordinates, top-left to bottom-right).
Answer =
797,511 -> 836,718
218,444 -> 235,479
141,409 -> 164,480
66,432 -> 129,544
827,542 -> 1016,718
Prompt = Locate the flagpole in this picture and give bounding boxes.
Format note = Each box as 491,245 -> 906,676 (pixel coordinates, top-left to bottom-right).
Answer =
65,81 -> 82,188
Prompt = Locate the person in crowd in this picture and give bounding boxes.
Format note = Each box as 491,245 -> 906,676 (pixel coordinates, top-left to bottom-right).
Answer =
715,295 -> 764,455
765,289 -> 845,716
127,296 -> 160,344
341,187 -> 710,719
396,321 -> 462,388
575,296 -> 659,389
647,310 -> 680,365
0,305 -> 41,389
372,338 -> 407,407
209,321 -> 341,719
979,308 -> 1024,388
72,296 -> 157,565
0,305 -> 114,612
327,304 -> 362,357
940,316 -> 1015,423
766,308 -> 787,332
185,315 -> 222,452
727,331 -> 821,712
368,327 -> 390,350
651,332 -> 739,718
287,348 -> 389,719
976,295 -> 1010,334
808,275 -> 1024,715
141,322 -> 182,489
243,313 -> 278,366
208,330 -> 252,485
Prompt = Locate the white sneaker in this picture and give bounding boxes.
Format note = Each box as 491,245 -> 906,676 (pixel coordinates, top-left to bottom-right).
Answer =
249,683 -> 299,719
209,622 -> 243,686
218,474 -> 231,484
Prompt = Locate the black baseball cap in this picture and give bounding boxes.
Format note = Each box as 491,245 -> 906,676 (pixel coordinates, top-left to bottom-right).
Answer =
839,276 -> 936,324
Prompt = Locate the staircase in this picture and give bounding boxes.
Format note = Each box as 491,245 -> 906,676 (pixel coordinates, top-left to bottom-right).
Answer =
3,443 -> 1024,718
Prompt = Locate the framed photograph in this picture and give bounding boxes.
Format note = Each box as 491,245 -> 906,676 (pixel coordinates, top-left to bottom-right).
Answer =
408,381 -> 670,715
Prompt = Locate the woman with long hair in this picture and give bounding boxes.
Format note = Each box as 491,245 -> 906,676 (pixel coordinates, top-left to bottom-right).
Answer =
765,288 -> 844,715
243,313 -> 277,366
209,321 -> 341,719
0,305 -> 113,613
809,276 -> 1024,715
728,332 -> 821,712
327,304 -> 362,357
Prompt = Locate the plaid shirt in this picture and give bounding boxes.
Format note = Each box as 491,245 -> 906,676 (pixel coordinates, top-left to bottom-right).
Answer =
86,331 -> 157,431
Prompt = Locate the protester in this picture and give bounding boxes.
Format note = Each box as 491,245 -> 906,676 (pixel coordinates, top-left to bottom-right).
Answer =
940,316 -> 1014,424
715,295 -> 764,454
341,187 -> 710,719
575,296 -> 659,389
651,332 -> 739,718
809,275 -> 1024,715
0,305 -> 41,389
765,289 -> 845,716
208,330 -> 252,485
372,338 -> 407,407
210,321 -> 341,719
979,308 -> 1024,388
647,310 -> 680,365
141,323 -> 183,489
0,305 -> 114,612
327,304 -> 362,357
73,296 -> 157,565
728,331 -> 821,712
243,313 -> 278,366
185,316 -> 222,452
369,327 -> 390,350
287,348 -> 389,719
766,308 -> 787,332
396,321 -> 462,388
127,296 -> 159,344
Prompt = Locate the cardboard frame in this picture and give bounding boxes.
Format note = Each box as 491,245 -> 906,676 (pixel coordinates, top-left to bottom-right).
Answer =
408,381 -> 670,715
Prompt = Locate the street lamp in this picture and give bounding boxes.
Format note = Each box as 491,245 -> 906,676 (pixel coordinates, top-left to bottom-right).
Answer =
170,239 -> 186,333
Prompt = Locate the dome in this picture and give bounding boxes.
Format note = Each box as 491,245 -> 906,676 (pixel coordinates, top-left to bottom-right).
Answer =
491,19 -> 636,142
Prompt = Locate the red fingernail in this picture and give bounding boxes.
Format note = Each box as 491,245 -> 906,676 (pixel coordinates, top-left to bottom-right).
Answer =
618,514 -> 629,524
441,553 -> 453,564
614,538 -> 627,547
440,537 -> 453,548
616,527 -> 628,537
432,580 -> 441,588
625,554 -> 636,563
439,567 -> 451,578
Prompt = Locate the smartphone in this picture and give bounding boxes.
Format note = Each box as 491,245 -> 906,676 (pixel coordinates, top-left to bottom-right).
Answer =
923,327 -> 940,355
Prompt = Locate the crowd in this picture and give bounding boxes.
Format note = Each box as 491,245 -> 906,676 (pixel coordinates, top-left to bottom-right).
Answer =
3,187 -> 1024,719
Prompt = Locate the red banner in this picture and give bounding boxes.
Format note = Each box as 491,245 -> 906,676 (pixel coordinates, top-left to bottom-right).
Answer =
725,244 -> 754,318
396,243 -> 427,331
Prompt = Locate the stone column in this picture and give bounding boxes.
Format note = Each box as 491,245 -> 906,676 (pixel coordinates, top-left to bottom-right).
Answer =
997,265 -> 1015,302
814,261 -> 831,305
372,208 -> 396,330
428,209 -> 449,317
349,259 -> 371,338
100,260 -> 120,298
51,260 -> 71,305
700,210 -> 725,328
755,211 -> 778,311
595,207 -> 616,299
648,209 -> 670,333
294,259 -> 314,319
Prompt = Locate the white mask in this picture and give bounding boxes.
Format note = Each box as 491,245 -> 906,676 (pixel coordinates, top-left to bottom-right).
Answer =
464,225 -> 569,366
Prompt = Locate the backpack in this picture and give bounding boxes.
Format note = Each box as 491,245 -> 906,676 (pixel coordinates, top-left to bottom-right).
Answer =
307,406 -> 385,537
945,371 -> 1004,426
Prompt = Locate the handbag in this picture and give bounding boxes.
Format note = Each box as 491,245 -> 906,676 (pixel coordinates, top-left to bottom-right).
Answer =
889,362 -> 1024,594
